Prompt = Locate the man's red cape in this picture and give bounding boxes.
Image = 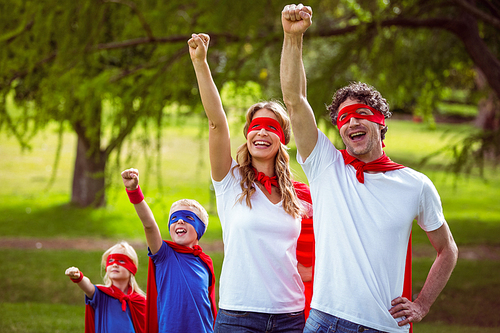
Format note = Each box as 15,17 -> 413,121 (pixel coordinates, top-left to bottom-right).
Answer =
145,240 -> 217,333
85,285 -> 146,333
340,149 -> 412,332
293,181 -> 315,320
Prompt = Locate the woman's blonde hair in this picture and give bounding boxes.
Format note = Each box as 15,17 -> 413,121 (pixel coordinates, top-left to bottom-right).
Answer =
234,101 -> 302,218
101,241 -> 146,297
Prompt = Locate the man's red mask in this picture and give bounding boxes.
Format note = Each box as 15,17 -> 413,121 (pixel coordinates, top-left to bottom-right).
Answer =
336,103 -> 385,129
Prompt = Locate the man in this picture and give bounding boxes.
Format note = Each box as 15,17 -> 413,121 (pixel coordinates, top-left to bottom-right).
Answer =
280,4 -> 458,333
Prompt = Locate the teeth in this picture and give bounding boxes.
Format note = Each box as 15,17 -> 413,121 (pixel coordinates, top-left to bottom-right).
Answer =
254,141 -> 270,146
176,229 -> 186,234
350,132 -> 365,138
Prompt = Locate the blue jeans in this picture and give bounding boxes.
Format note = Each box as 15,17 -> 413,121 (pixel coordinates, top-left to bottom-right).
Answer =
214,309 -> 305,333
304,309 -> 386,333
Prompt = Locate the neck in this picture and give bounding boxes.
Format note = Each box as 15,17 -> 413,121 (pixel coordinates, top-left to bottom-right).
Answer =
252,160 -> 275,177
112,279 -> 130,294
346,146 -> 384,164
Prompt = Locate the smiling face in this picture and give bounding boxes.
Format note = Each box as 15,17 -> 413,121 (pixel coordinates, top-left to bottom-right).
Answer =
246,108 -> 281,163
106,248 -> 132,283
338,98 -> 384,162
168,204 -> 200,248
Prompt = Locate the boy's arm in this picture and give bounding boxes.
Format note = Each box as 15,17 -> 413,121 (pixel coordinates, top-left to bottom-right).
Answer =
121,168 -> 163,255
188,33 -> 232,181
281,4 -> 318,161
390,222 -> 458,325
65,267 -> 95,299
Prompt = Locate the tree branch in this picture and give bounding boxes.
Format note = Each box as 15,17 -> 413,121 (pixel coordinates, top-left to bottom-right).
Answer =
103,0 -> 155,40
452,0 -> 500,30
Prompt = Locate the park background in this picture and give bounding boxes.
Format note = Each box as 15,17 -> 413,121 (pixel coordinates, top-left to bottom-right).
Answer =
1,0 -> 499,332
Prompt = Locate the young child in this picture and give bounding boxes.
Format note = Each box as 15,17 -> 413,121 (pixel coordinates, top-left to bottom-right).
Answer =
121,168 -> 217,333
65,241 -> 146,333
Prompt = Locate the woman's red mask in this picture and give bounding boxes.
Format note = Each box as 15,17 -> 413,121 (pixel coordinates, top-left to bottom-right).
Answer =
106,253 -> 137,275
247,117 -> 285,144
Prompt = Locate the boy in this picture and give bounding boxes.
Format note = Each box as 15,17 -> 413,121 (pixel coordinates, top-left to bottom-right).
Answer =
121,168 -> 217,333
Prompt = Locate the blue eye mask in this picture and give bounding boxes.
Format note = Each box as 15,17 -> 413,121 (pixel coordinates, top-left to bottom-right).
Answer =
168,210 -> 206,240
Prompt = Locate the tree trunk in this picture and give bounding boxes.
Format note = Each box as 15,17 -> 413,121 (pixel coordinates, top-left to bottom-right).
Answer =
71,134 -> 106,208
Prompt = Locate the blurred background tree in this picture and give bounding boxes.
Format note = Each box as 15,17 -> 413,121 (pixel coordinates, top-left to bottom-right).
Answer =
1,0 -> 498,207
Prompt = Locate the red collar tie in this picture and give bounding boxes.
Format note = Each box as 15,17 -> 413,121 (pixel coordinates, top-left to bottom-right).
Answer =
253,168 -> 278,194
340,150 -> 405,183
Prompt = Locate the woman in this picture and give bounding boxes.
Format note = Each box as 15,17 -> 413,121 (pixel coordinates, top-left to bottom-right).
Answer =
188,33 -> 313,333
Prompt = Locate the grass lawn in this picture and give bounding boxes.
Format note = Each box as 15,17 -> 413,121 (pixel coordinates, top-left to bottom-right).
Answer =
1,117 -> 499,331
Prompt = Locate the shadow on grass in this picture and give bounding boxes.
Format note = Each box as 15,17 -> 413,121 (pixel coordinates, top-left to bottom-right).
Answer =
414,257 -> 500,328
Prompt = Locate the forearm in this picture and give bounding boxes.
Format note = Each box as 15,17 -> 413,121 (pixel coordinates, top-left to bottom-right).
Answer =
281,32 -> 307,107
133,200 -> 163,254
414,243 -> 458,314
77,276 -> 96,299
192,59 -> 228,127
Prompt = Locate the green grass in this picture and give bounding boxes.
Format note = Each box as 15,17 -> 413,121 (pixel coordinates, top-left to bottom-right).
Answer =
1,117 -> 499,330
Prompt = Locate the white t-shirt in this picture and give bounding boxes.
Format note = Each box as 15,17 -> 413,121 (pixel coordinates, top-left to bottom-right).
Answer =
212,160 -> 305,313
298,129 -> 445,333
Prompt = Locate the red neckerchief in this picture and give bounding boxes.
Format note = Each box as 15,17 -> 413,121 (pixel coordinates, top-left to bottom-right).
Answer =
253,168 -> 278,194
85,285 -> 146,333
340,149 -> 405,184
340,149 -> 412,333
146,241 -> 217,333
293,181 -> 315,320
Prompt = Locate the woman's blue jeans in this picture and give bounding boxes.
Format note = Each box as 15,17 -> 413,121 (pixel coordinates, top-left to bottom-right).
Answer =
214,308 -> 305,333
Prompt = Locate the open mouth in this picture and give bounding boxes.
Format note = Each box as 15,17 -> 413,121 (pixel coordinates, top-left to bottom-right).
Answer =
253,140 -> 271,147
175,228 -> 187,235
349,131 -> 366,141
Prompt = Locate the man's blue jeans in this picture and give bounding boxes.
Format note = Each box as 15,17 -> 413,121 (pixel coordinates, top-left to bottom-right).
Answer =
214,308 -> 305,333
303,309 -> 386,333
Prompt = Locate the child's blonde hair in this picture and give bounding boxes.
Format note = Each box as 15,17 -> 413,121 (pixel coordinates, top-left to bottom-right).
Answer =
101,241 -> 145,297
169,199 -> 209,235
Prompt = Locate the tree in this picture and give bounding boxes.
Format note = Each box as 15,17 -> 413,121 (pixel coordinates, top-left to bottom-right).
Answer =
300,0 -> 500,168
0,0 -> 276,207
1,0 -> 499,209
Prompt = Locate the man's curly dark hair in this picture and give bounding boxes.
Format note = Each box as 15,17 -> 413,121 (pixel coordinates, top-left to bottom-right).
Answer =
327,82 -> 391,139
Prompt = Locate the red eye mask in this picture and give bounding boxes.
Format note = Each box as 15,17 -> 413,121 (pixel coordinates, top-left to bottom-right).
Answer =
337,103 -> 386,129
247,117 -> 285,144
106,253 -> 137,275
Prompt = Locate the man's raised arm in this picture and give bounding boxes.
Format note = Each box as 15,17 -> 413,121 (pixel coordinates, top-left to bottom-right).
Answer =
281,3 -> 318,160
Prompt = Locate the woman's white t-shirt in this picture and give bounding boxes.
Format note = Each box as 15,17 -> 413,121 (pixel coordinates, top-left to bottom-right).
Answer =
212,160 -> 305,313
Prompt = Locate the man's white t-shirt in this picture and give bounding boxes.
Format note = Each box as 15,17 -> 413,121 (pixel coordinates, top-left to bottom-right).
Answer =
212,160 -> 305,313
298,129 -> 445,333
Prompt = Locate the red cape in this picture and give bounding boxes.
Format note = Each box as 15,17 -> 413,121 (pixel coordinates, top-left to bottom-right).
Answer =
145,240 -> 217,333
85,285 -> 146,333
293,181 -> 315,320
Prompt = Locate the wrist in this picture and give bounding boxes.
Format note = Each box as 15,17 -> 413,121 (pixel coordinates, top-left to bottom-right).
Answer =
126,185 -> 144,204
70,271 -> 84,283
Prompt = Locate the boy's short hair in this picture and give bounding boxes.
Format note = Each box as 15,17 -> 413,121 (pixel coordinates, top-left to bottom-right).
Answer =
169,199 -> 209,230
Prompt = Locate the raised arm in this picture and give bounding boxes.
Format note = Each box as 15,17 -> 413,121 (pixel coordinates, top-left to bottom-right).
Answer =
188,33 -> 232,181
65,266 -> 96,299
121,168 -> 163,254
390,222 -> 458,325
281,4 -> 318,160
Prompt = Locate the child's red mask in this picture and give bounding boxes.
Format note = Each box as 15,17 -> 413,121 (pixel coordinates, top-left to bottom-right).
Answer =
106,253 -> 137,275
247,117 -> 285,144
336,103 -> 386,129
